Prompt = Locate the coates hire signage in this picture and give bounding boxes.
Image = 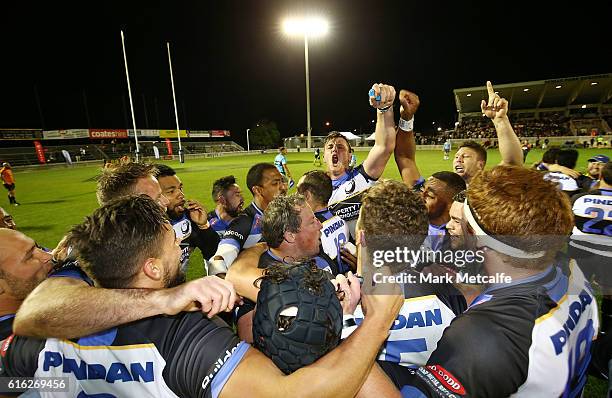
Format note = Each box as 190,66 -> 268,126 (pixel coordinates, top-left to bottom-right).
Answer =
89,129 -> 128,139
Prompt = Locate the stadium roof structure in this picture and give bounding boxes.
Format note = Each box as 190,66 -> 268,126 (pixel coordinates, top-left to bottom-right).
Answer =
454,73 -> 612,118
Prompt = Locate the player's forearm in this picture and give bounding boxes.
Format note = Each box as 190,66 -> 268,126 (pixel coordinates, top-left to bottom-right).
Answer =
225,262 -> 264,301
14,278 -> 164,339
394,129 -> 421,186
364,111 -> 397,178
281,316 -> 390,398
494,117 -> 522,166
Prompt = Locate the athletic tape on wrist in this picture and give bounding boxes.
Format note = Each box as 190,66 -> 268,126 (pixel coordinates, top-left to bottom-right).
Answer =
398,117 -> 414,131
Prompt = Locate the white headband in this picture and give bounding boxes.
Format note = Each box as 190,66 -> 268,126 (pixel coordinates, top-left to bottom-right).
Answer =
463,199 -> 546,259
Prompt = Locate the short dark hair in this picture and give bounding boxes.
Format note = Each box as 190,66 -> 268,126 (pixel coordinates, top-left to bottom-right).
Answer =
96,163 -> 158,205
602,162 -> 612,185
431,171 -> 467,198
459,141 -> 487,163
297,170 -> 333,205
453,190 -> 467,203
155,164 -> 176,178
68,195 -> 168,288
262,194 -> 307,248
246,163 -> 278,194
541,147 -> 560,164
323,132 -> 351,152
556,149 -> 578,169
212,175 -> 237,202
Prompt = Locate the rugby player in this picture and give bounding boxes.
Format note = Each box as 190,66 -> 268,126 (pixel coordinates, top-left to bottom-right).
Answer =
0,162 -> 19,206
274,146 -> 294,188
313,147 -> 322,166
1,195 -> 405,398
208,163 -> 287,276
325,83 -> 398,238
395,82 -> 522,188
12,163 -> 236,339
543,149 -> 589,196
442,139 -> 451,160
382,166 -> 599,397
227,194 -> 338,341
297,170 -> 352,273
156,164 -> 220,272
0,229 -> 53,339
207,175 -> 245,238
569,161 -> 612,382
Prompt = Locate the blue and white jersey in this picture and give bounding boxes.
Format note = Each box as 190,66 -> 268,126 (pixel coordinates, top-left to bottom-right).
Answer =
543,171 -> 580,194
391,260 -> 599,398
354,276 -> 465,368
171,213 -> 195,272
274,154 -> 287,175
424,223 -> 447,252
218,202 -> 264,252
443,142 -> 451,152
0,313 -> 250,398
316,209 -> 351,274
328,165 -> 377,239
208,209 -> 232,239
170,213 -> 220,272
569,188 -> 612,257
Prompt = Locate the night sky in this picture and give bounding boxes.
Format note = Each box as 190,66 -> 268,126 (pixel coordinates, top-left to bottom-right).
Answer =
2,0 -> 610,147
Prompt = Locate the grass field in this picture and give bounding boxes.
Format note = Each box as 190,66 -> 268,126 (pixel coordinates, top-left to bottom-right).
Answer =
4,147 -> 610,396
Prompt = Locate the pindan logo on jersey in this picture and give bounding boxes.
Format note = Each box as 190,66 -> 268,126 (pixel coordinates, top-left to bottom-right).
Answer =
426,365 -> 466,395
42,351 -> 154,383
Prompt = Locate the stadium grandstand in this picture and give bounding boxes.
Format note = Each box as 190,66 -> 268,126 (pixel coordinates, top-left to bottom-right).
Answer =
452,73 -> 612,144
0,128 -> 243,167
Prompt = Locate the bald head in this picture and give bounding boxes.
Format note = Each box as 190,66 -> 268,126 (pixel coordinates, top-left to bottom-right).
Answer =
0,207 -> 15,230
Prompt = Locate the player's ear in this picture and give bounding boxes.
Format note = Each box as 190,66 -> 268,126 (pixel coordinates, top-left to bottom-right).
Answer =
142,258 -> 163,282
284,230 -> 296,244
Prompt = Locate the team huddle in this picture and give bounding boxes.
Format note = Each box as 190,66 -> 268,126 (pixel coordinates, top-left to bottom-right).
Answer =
0,82 -> 609,397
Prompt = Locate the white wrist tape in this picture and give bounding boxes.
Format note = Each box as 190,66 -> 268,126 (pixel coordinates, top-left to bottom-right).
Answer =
398,117 -> 414,132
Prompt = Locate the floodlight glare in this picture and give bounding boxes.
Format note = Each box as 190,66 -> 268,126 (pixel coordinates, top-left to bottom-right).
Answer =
283,18 -> 329,37
555,85 -> 562,89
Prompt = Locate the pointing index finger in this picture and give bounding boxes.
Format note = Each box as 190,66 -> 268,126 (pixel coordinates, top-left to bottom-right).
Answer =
486,81 -> 495,99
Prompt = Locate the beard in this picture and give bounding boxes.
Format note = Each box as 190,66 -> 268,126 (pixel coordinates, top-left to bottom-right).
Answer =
163,266 -> 186,288
226,204 -> 242,218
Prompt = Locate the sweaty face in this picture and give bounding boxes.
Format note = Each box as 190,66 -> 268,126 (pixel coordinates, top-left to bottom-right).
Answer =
293,205 -> 323,260
134,176 -> 170,212
324,138 -> 350,176
222,184 -> 244,218
256,169 -> 287,205
421,178 -> 452,222
447,201 -> 465,250
0,230 -> 53,300
587,161 -> 604,179
0,208 -> 15,229
158,175 -> 186,219
159,224 -> 185,288
453,147 -> 485,182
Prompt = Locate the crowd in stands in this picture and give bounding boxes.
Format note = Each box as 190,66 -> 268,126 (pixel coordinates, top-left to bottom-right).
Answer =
0,82 -> 610,397
453,115 -> 571,139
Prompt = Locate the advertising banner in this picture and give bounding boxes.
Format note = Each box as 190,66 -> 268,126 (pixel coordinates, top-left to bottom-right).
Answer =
0,129 -> 43,140
159,129 -> 187,138
89,129 -> 129,139
33,141 -> 46,164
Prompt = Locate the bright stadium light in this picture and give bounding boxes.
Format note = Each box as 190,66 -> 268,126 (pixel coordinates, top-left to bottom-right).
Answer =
282,16 -> 329,148
466,93 -> 472,97
283,18 -> 329,37
555,85 -> 562,89
582,105 -> 587,109
591,82 -> 598,86
523,88 -> 530,92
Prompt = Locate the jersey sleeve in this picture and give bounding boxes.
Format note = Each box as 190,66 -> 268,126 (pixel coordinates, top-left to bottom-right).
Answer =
162,314 -> 249,398
398,298 -> 535,397
187,220 -> 221,260
0,335 -> 45,379
218,214 -> 252,251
